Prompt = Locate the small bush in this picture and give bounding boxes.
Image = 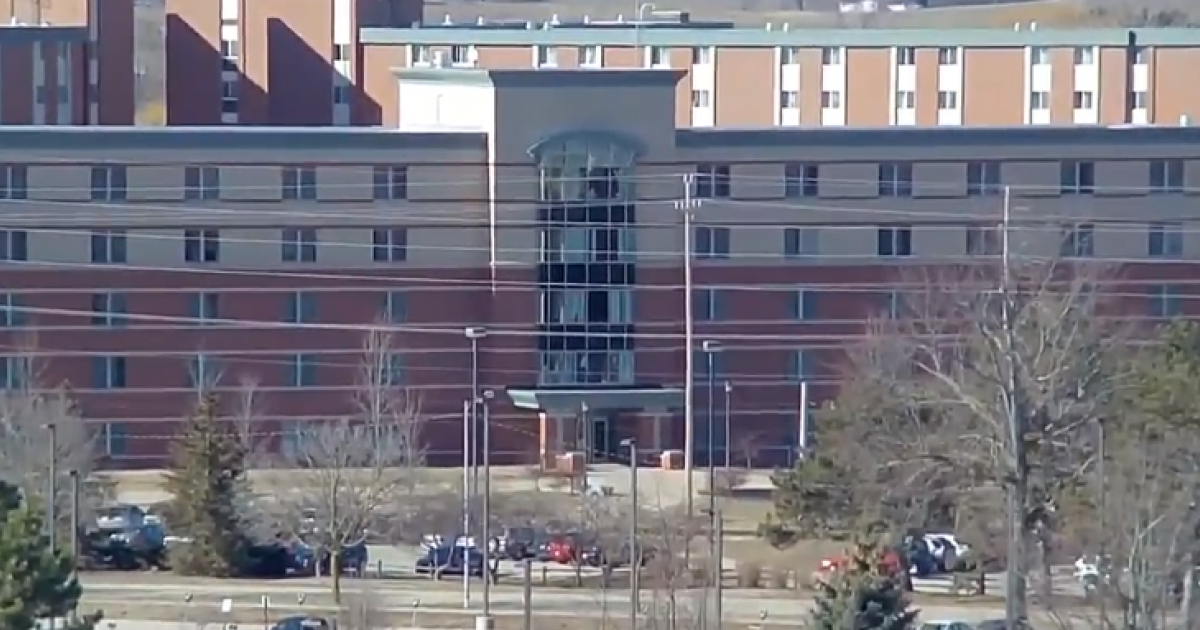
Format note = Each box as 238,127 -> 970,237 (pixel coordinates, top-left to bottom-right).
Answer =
768,566 -> 791,589
736,562 -> 762,588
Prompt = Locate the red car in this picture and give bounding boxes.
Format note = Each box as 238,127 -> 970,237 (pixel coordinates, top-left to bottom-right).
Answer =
546,534 -> 581,564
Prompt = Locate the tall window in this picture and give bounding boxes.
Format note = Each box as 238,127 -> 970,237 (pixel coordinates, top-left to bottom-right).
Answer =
281,228 -> 317,262
372,228 -> 408,262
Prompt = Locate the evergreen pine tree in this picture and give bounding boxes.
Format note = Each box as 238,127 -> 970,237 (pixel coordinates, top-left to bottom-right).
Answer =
0,479 -> 102,630
810,539 -> 919,630
162,394 -> 251,577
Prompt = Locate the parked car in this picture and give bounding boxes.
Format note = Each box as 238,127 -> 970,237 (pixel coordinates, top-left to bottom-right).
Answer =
270,616 -> 334,630
290,538 -> 369,576
495,526 -> 541,560
920,622 -> 973,630
415,545 -> 490,578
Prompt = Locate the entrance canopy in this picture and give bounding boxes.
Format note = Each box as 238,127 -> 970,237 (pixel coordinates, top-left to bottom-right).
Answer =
506,386 -> 683,413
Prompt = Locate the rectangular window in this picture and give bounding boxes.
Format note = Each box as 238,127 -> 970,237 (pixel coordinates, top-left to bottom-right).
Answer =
792,289 -> 819,320
937,47 -> 959,65
1149,159 -> 1184,193
878,162 -> 913,197
645,46 -> 667,67
821,47 -> 842,65
967,161 -> 1002,196
0,294 -> 25,328
383,290 -> 407,323
188,292 -> 220,324
966,226 -> 1001,256
784,227 -> 819,258
287,353 -> 318,387
183,229 -> 220,263
91,292 -> 128,327
1072,91 -> 1095,110
1060,223 -> 1096,258
1060,160 -> 1096,195
877,226 -> 913,257
535,46 -> 556,67
281,166 -> 317,200
0,165 -> 28,200
89,166 -> 127,201
1148,222 -> 1184,258
895,91 -> 915,110
92,356 -> 127,389
780,47 -> 799,65
284,291 -> 317,324
450,45 -> 472,65
0,229 -> 28,262
184,166 -> 220,200
1149,284 -> 1183,319
382,352 -> 404,386
0,355 -> 28,389
694,288 -> 723,321
90,229 -> 128,264
789,349 -> 814,381
1030,91 -> 1050,110
280,228 -> 318,262
820,91 -> 842,109
1073,46 -> 1095,65
372,166 -> 408,200
780,90 -> 799,109
691,46 -> 712,65
784,163 -> 818,198
1030,47 -> 1050,65
694,164 -> 731,199
895,46 -> 915,65
580,45 -> 602,67
937,91 -> 959,110
690,89 -> 711,109
372,228 -> 408,262
694,226 -> 731,260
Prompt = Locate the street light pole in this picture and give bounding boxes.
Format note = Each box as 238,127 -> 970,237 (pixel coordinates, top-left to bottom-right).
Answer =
467,327 -> 487,507
480,389 -> 495,629
46,422 -> 57,630
464,326 -> 487,613
622,438 -> 639,630
723,381 -> 732,470
676,173 -> 701,535
702,340 -> 721,630
460,399 -> 471,609
46,423 -> 57,553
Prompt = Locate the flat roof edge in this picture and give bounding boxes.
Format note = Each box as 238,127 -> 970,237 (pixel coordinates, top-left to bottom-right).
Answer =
362,26 -> 1199,48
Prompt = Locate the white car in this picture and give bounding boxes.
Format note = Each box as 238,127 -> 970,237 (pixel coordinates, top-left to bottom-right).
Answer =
923,534 -> 971,572
920,621 -> 973,630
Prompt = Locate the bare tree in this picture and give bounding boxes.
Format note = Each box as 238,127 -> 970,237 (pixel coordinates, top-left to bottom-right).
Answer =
256,328 -> 429,601
812,260 -> 1131,623
640,494 -> 705,630
0,339 -> 107,531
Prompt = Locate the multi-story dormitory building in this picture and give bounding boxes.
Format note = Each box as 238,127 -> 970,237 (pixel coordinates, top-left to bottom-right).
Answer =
159,0 -> 1200,128
0,68 -> 1196,468
8,0 -> 1200,467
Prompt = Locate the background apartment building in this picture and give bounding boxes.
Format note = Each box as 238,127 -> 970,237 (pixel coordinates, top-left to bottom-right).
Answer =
0,69 -> 1199,467
159,0 -> 1200,129
0,0 -> 134,125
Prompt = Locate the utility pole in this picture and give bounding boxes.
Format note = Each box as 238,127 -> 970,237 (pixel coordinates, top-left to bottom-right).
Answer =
1000,186 -> 1028,629
676,173 -> 700,544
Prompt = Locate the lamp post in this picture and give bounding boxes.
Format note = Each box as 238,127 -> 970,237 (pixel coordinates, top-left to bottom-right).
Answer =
480,389 -> 496,629
463,326 -> 488,611
621,438 -> 639,630
723,381 -> 732,470
702,340 -> 722,513
465,327 -> 487,520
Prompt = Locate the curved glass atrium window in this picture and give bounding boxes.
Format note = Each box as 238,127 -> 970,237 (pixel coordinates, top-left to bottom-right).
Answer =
535,135 -> 638,203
